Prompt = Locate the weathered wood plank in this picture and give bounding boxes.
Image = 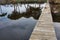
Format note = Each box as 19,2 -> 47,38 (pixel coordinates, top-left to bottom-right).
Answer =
29,3 -> 57,40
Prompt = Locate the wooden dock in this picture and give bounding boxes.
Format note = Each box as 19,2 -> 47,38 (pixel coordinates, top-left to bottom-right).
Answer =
29,3 -> 57,40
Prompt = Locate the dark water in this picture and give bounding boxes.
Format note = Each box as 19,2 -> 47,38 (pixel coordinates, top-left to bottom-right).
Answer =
54,22 -> 60,40
51,4 -> 60,40
0,3 -> 44,40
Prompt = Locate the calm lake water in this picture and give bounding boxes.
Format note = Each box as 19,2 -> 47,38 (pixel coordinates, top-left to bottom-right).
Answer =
0,3 -> 46,40
51,4 -> 60,40
54,22 -> 60,40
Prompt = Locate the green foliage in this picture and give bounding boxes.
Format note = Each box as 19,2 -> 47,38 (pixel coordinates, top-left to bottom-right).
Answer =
0,0 -> 47,4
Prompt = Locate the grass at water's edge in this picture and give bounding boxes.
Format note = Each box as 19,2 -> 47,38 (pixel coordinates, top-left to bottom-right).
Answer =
0,0 -> 47,5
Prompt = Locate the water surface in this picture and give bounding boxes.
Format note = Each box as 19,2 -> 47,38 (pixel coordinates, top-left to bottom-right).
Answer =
51,4 -> 60,40
0,3 -> 45,40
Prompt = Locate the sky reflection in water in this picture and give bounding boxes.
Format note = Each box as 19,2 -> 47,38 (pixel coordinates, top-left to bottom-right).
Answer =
0,3 -> 45,40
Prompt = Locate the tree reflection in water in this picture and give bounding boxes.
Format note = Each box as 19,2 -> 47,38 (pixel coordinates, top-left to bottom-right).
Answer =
0,5 -> 7,17
51,4 -> 60,22
52,12 -> 60,22
0,13 -> 7,17
8,11 -> 22,20
7,6 -> 41,20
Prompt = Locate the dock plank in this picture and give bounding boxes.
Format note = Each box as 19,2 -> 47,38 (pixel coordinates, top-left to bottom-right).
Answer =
29,3 -> 57,40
